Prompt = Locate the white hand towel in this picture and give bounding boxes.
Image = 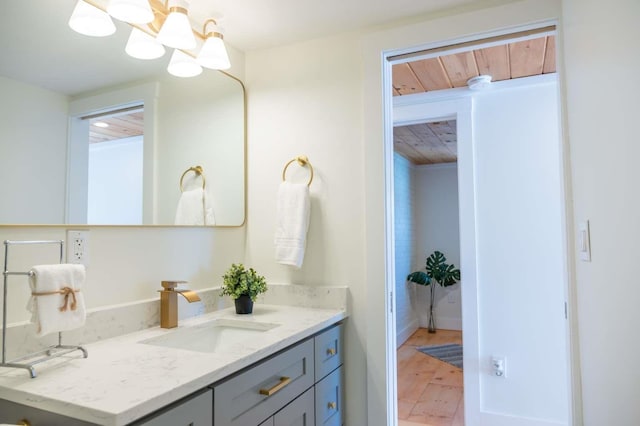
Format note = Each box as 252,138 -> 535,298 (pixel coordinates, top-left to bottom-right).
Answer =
174,188 -> 216,226
27,264 -> 86,338
275,181 -> 310,268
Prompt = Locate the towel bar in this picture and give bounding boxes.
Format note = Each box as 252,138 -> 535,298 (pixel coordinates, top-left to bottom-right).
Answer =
282,155 -> 314,187
1,240 -> 87,378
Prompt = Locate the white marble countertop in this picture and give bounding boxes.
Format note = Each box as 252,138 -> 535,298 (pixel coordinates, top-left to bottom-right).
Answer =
0,304 -> 346,426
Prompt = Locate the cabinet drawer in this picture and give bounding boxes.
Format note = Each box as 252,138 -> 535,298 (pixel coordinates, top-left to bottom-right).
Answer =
0,398 -> 96,426
315,366 -> 343,426
213,339 -> 314,426
135,389 -> 212,426
273,387 -> 314,426
314,324 -> 342,380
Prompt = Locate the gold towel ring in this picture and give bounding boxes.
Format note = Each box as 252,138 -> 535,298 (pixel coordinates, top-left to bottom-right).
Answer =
282,156 -> 314,187
180,166 -> 206,192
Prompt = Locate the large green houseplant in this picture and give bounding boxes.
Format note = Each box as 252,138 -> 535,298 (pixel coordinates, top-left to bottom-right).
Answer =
221,263 -> 268,314
407,250 -> 460,333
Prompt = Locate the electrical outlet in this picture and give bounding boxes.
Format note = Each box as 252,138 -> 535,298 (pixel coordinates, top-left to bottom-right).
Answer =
66,230 -> 90,265
447,293 -> 456,304
491,356 -> 507,378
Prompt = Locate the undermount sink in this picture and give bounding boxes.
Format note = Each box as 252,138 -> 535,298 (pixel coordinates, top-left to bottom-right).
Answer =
140,318 -> 280,353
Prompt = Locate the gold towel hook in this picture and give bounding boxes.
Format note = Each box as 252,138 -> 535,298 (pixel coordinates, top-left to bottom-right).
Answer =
179,166 -> 206,192
282,156 -> 314,187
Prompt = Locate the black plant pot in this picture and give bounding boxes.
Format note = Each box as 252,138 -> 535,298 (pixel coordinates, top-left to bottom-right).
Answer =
234,295 -> 254,314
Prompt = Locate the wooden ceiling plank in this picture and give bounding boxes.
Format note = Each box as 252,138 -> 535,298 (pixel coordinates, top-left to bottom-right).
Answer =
392,63 -> 426,95
408,58 -> 453,91
543,35 -> 557,74
509,38 -> 547,78
474,45 -> 510,81
440,51 -> 479,88
89,110 -> 145,143
407,123 -> 436,138
394,141 -> 429,164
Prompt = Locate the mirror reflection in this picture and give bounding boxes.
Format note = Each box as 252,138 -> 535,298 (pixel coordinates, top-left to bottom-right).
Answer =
0,0 -> 245,227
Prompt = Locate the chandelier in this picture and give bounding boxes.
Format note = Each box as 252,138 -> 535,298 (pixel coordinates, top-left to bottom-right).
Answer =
68,0 -> 230,78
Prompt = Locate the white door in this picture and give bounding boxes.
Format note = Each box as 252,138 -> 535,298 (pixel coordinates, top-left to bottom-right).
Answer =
393,75 -> 571,426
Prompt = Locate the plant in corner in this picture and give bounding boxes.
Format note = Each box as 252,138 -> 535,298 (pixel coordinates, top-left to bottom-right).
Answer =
407,250 -> 460,333
221,263 -> 268,314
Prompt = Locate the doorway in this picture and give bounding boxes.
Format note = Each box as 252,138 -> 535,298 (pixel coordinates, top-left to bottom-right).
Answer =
386,26 -> 573,426
394,119 -> 462,425
87,107 -> 145,224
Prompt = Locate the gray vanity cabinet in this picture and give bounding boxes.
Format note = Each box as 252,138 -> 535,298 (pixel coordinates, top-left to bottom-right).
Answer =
314,324 -> 342,381
273,388 -> 315,426
0,323 -> 343,426
314,367 -> 343,426
0,398 -> 95,426
214,323 -> 343,426
135,389 -> 213,426
212,339 -> 315,426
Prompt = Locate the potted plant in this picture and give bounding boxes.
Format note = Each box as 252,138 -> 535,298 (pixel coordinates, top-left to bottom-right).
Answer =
407,250 -> 460,333
221,263 -> 268,314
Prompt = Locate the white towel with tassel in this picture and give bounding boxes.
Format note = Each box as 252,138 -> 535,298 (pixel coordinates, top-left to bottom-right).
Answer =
174,188 -> 216,226
275,181 -> 310,268
27,264 -> 86,338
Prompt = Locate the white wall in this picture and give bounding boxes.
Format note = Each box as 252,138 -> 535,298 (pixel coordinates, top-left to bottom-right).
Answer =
0,76 -> 68,223
562,0 -> 640,424
394,153 -> 418,345
0,226 -> 245,326
413,163 -> 461,331
244,34 -> 367,425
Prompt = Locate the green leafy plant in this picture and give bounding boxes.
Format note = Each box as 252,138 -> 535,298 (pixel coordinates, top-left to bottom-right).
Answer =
407,251 -> 460,333
220,263 -> 268,302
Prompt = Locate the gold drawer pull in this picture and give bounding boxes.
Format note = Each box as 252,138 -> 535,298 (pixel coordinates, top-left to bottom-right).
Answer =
326,348 -> 337,356
328,401 -> 337,410
259,376 -> 292,396
18,421 -> 31,426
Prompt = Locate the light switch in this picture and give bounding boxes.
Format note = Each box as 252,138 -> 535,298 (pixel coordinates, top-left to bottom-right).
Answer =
578,221 -> 591,262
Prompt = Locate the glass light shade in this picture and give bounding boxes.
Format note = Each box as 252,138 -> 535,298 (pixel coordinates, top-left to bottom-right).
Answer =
107,0 -> 153,24
156,9 -> 196,49
167,49 -> 202,78
125,28 -> 166,60
196,35 -> 231,70
68,0 -> 116,37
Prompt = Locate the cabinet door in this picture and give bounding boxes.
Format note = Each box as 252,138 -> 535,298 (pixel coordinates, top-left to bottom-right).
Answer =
315,366 -> 343,426
136,389 -> 212,426
314,324 -> 342,381
273,388 -> 314,426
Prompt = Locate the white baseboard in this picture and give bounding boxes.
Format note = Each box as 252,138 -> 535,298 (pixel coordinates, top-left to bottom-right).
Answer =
435,316 -> 462,331
396,318 -> 419,347
478,412 -> 566,426
418,315 -> 462,331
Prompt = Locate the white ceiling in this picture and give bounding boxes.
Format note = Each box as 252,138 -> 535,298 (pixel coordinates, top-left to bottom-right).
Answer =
191,0 -> 486,52
0,0 -> 489,95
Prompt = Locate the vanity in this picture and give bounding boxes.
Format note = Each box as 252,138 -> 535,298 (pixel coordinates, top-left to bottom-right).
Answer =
0,305 -> 345,426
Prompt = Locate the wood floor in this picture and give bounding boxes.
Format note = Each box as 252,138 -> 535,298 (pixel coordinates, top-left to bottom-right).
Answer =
397,328 -> 464,426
